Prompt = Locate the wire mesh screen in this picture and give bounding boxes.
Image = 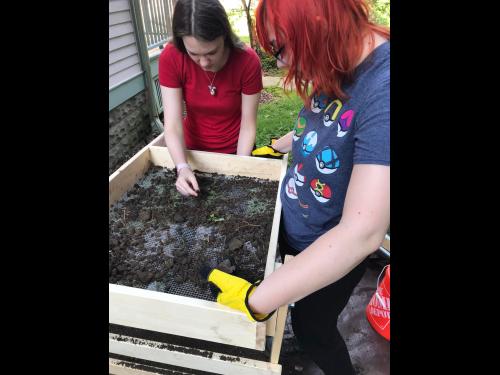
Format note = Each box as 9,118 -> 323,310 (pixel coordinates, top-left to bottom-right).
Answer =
109,167 -> 278,302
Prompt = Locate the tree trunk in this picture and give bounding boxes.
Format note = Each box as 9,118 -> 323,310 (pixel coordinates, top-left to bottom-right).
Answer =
241,0 -> 256,49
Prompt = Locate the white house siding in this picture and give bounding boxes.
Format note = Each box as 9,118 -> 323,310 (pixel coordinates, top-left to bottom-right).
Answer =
109,0 -> 143,88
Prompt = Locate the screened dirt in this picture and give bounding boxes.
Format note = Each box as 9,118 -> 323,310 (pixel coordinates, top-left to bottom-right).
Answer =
109,166 -> 279,301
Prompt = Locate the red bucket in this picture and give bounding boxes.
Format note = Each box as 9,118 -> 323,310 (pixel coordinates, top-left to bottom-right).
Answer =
366,265 -> 390,341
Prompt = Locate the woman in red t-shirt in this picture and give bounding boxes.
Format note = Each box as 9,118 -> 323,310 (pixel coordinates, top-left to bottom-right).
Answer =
159,0 -> 263,197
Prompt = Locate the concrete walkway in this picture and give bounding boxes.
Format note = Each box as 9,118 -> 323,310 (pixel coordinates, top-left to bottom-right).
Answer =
263,75 -> 283,88
278,256 -> 390,374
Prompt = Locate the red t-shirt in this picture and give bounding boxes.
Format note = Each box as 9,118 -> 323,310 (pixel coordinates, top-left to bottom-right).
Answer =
159,43 -> 263,154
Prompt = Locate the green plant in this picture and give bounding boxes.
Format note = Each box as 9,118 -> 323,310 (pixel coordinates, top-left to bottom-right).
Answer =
239,35 -> 250,44
369,0 -> 390,26
170,188 -> 183,208
257,49 -> 283,76
256,87 -> 303,147
205,189 -> 219,207
245,197 -> 269,216
208,213 -> 225,222
226,8 -> 246,36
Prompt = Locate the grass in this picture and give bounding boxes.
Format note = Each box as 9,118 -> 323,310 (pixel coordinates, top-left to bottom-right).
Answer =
239,35 -> 250,44
256,86 -> 304,147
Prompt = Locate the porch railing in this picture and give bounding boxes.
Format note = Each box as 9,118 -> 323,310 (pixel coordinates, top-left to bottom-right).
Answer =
138,0 -> 175,50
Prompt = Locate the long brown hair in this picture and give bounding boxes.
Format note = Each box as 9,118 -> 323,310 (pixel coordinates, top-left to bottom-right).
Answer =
172,0 -> 244,53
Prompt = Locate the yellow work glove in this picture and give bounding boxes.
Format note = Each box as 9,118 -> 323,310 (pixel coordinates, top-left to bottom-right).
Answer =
207,269 -> 274,322
251,138 -> 284,159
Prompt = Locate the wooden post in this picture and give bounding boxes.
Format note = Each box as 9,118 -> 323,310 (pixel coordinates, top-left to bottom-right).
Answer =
269,255 -> 294,364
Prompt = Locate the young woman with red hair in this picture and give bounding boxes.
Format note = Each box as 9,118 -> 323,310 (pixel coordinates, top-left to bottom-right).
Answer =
207,1 -> 389,373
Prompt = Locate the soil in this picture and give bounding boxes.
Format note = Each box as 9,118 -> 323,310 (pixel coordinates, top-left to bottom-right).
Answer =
109,166 -> 279,301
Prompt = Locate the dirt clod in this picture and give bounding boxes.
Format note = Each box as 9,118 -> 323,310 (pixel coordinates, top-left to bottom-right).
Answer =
217,259 -> 236,274
173,212 -> 185,223
138,209 -> 152,221
137,271 -> 154,284
227,238 -> 243,251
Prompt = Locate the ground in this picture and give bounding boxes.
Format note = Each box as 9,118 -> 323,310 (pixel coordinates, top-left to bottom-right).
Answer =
278,256 -> 390,374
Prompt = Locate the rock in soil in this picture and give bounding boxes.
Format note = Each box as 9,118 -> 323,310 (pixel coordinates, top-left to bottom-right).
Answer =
227,238 -> 243,251
217,259 -> 236,274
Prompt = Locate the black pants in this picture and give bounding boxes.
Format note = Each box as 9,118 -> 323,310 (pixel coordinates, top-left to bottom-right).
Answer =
278,226 -> 367,375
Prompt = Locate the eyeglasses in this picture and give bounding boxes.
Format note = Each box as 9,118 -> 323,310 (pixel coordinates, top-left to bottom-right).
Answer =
271,45 -> 285,63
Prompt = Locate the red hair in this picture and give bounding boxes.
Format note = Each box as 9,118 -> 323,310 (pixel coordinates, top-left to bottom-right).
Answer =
255,0 -> 390,106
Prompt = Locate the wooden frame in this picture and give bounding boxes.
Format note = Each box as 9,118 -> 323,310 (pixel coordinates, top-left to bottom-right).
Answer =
110,134 -> 291,374
109,335 -> 282,375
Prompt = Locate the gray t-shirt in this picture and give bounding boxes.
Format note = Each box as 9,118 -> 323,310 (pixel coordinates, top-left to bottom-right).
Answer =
280,41 -> 390,251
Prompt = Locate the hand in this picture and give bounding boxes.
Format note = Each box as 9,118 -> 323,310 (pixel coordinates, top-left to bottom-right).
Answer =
175,167 -> 200,197
251,138 -> 284,159
207,269 -> 274,322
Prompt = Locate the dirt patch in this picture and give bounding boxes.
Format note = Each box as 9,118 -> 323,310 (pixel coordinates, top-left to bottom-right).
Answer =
109,166 -> 279,301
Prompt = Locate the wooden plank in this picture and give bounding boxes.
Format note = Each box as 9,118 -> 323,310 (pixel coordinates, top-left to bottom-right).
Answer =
149,146 -> 284,181
149,145 -> 174,169
264,154 -> 288,336
264,154 -> 288,277
265,262 -> 282,338
269,255 -> 293,364
148,132 -> 165,148
109,334 -> 282,375
109,284 -> 266,350
109,143 -> 151,206
151,133 -> 165,146
109,358 -> 165,375
270,306 -> 288,364
265,276 -> 278,337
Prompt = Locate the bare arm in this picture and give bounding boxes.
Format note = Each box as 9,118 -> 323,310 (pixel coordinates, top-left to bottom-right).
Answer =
237,92 -> 260,156
161,85 -> 199,196
271,131 -> 294,153
161,86 -> 187,165
248,164 -> 390,313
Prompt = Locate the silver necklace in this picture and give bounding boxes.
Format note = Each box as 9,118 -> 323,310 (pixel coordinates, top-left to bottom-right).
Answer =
205,71 -> 217,96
